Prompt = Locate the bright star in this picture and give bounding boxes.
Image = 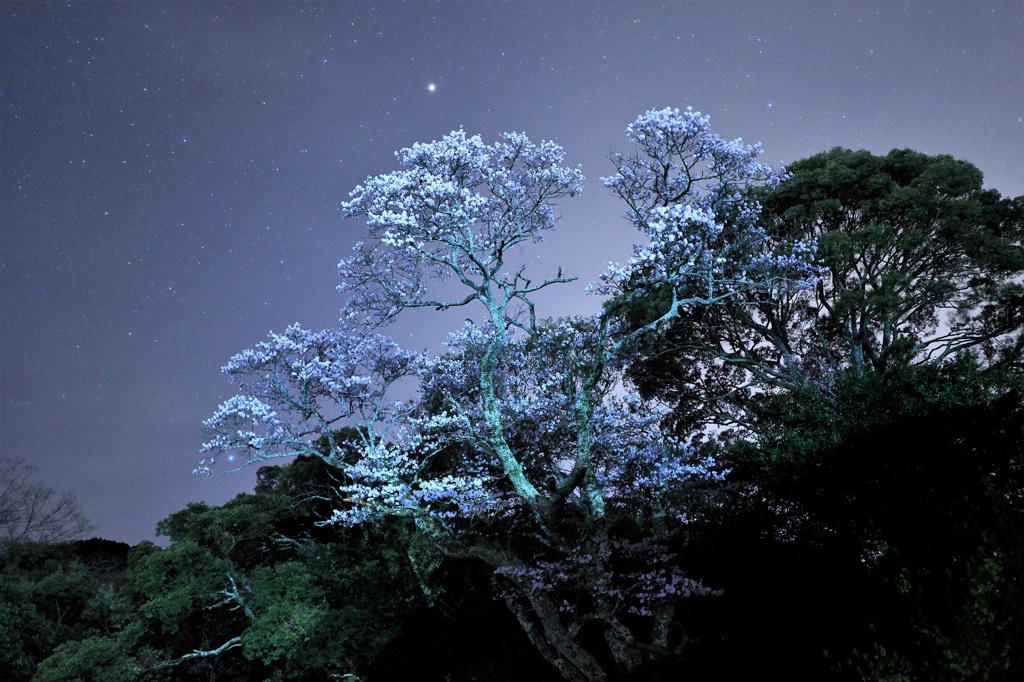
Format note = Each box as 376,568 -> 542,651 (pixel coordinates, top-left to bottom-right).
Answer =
427,83 -> 437,92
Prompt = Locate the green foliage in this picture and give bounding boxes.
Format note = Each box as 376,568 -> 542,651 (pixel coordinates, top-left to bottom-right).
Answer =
0,577 -> 50,680
0,540 -> 129,682
763,147 -> 1024,373
738,355 -> 1019,468
31,635 -> 146,682
121,539 -> 238,636
241,562 -> 325,665
688,361 -> 1024,681
111,454 -> 558,680
107,456 -> 433,680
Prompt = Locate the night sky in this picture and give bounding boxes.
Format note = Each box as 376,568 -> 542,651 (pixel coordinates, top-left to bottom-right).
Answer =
2,1 -> 1022,546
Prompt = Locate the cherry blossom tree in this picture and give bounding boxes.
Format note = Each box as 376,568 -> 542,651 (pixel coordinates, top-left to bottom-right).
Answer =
202,109 -> 819,681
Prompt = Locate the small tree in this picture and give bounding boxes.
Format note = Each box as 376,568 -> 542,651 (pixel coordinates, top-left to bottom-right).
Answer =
0,458 -> 93,545
201,108 -> 819,681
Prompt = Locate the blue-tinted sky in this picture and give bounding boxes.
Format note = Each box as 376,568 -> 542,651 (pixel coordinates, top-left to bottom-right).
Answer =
2,0 -> 1022,544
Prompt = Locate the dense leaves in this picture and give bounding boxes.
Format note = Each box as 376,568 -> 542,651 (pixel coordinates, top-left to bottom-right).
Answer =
10,457 -> 558,682
680,361 -> 1024,680
0,539 -> 129,681
764,147 -> 1024,373
122,457 -> 426,680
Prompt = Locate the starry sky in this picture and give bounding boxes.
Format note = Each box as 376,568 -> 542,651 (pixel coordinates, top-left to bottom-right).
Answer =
2,1 -> 1022,546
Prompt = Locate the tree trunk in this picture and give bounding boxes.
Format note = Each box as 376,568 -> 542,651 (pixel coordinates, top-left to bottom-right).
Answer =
505,591 -> 607,682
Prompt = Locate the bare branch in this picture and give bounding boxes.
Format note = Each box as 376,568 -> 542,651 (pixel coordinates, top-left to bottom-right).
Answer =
0,457 -> 94,543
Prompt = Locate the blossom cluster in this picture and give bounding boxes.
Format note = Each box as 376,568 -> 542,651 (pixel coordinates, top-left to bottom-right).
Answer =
338,130 -> 583,325
199,324 -> 420,471
598,107 -> 819,306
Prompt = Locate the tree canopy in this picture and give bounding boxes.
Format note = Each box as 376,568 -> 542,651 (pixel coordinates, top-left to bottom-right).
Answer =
620,146 -> 1024,434
765,147 -> 1024,372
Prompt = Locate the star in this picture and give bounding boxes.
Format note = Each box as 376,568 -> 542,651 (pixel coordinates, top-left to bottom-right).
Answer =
427,82 -> 437,92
